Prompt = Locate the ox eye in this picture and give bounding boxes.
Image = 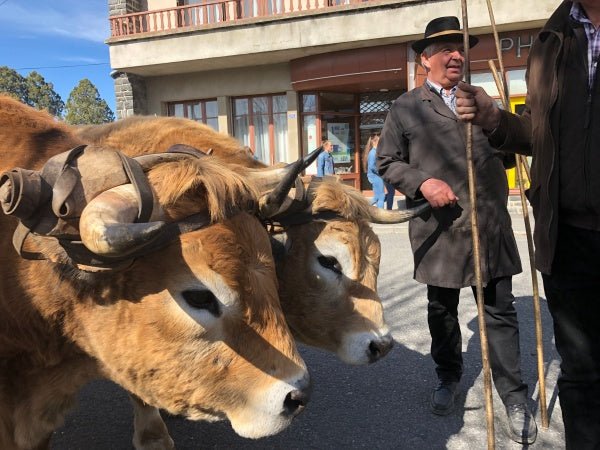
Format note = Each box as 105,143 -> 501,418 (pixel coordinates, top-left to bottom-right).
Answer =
317,255 -> 342,275
182,290 -> 221,316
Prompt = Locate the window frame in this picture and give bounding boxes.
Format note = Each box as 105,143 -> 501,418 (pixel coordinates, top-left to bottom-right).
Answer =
232,93 -> 288,165
166,98 -> 219,131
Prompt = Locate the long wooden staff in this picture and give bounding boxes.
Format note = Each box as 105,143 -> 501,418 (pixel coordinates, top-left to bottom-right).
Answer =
484,0 -> 548,429
460,1 -> 495,448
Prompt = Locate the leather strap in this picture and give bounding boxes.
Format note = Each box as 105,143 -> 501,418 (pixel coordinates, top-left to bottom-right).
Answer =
118,153 -> 154,223
50,145 -> 86,218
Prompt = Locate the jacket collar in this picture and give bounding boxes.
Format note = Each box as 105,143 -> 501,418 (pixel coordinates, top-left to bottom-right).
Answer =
418,83 -> 457,120
540,1 -> 572,40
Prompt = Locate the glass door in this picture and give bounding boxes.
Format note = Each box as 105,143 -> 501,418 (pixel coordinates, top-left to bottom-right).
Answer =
301,92 -> 360,189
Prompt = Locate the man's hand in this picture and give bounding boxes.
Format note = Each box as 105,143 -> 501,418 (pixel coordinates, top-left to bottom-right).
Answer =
419,178 -> 459,208
455,81 -> 502,131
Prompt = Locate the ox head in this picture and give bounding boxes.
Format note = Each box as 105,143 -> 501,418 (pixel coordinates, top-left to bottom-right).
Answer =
0,146 -> 311,438
215,151 -> 396,364
254,172 -> 430,366
70,116 -> 431,367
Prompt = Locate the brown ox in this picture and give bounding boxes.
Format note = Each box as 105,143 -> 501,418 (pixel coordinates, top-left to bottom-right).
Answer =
0,96 -> 310,450
75,115 -> 429,366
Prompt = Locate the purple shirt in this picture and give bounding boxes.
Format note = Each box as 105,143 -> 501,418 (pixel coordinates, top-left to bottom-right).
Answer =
570,2 -> 600,89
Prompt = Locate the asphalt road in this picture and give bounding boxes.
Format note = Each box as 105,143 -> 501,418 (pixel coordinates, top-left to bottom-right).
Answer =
51,212 -> 565,449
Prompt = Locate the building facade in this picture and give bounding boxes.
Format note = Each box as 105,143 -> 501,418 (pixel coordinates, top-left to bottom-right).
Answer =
107,0 -> 560,191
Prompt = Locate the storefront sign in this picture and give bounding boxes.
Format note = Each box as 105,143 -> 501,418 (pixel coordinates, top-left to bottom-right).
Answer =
500,34 -> 535,59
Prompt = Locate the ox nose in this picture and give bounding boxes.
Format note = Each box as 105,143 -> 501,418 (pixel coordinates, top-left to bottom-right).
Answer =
282,375 -> 312,418
368,335 -> 394,363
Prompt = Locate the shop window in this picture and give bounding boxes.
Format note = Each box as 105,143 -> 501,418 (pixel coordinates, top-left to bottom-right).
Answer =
167,99 -> 219,131
302,94 -> 317,113
233,94 -> 288,165
321,116 -> 355,175
507,69 -> 527,95
471,69 -> 527,102
319,92 -> 354,113
358,91 -> 402,190
300,92 -> 364,188
359,91 -> 401,130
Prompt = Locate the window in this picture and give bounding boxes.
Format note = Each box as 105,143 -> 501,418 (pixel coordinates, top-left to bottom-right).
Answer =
471,69 -> 527,101
300,92 -> 357,176
167,99 -> 219,131
233,94 -> 288,165
177,0 -> 221,25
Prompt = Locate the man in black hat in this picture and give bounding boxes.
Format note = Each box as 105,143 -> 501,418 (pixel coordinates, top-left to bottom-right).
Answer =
377,16 -> 537,444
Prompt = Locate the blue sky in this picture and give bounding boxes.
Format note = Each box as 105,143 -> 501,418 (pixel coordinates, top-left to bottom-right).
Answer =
0,1 -> 116,114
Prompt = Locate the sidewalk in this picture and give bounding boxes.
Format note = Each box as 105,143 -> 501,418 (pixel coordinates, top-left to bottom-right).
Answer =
371,213 -> 564,449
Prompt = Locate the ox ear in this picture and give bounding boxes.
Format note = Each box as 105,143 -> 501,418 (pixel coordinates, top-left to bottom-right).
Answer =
368,202 -> 431,224
258,146 -> 324,218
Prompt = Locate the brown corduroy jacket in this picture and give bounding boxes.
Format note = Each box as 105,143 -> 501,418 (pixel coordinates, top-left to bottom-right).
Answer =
488,1 -> 585,275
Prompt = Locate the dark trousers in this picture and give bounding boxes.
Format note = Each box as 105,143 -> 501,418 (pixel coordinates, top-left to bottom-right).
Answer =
543,224 -> 600,450
427,277 -> 528,406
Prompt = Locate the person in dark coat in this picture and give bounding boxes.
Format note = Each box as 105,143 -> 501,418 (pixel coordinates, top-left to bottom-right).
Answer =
377,16 -> 536,445
456,2 -> 600,447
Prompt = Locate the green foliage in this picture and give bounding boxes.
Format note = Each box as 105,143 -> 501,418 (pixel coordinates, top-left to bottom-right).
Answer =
64,79 -> 115,125
0,66 -> 27,103
23,71 -> 65,117
0,66 -> 114,123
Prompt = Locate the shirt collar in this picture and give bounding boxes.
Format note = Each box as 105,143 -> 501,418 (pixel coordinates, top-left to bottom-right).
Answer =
426,79 -> 457,96
570,2 -> 595,28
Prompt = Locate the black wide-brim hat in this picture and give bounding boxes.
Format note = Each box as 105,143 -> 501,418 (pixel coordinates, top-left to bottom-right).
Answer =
411,16 -> 478,54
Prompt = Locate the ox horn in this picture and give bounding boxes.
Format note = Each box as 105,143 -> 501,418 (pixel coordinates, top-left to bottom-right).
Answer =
245,146 -> 324,193
79,184 -> 165,257
258,146 -> 324,218
368,202 -> 431,224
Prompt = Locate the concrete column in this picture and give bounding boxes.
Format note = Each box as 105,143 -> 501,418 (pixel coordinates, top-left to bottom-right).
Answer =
109,0 -> 144,119
108,0 -> 141,16
217,96 -> 230,134
286,90 -> 299,162
113,72 -> 148,119
407,47 -> 417,91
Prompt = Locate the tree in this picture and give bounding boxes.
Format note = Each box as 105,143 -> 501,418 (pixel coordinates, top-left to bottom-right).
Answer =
0,66 -> 64,116
0,66 -> 27,103
23,71 -> 64,117
64,79 -> 115,125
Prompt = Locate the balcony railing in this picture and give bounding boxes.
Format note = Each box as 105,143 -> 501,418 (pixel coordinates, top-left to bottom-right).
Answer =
109,0 -> 377,38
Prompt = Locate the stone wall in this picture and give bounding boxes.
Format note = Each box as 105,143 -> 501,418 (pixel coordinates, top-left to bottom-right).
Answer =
109,0 -> 146,118
108,0 -> 141,15
113,72 -> 148,119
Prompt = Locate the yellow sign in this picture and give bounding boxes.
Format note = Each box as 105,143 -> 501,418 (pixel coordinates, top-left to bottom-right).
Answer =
505,97 -> 527,189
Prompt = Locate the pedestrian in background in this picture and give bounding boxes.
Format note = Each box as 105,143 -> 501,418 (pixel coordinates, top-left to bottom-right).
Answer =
377,16 -> 536,445
317,140 -> 335,176
363,133 -> 396,209
456,2 -> 600,447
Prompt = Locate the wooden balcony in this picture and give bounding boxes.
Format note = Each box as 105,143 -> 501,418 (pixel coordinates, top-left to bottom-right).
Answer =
109,0 -> 381,38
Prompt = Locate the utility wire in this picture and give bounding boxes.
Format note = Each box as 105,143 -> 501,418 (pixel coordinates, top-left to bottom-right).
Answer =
16,62 -> 109,70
